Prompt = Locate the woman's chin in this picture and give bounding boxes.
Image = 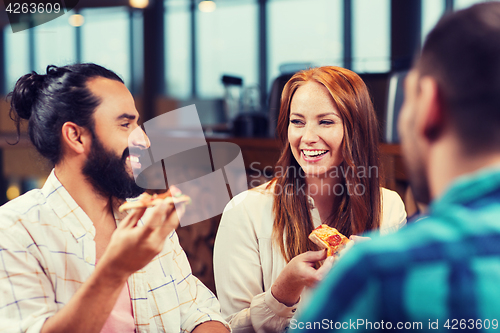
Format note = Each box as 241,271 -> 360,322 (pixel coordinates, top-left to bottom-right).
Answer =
301,166 -> 330,178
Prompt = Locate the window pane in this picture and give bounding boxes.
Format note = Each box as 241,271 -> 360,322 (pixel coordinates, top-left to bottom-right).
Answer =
166,0 -> 191,99
34,14 -> 77,74
455,0 -> 492,10
196,0 -> 258,98
4,28 -> 30,92
130,10 -> 144,95
268,0 -> 343,86
422,0 -> 445,44
352,0 -> 390,73
80,7 -> 131,87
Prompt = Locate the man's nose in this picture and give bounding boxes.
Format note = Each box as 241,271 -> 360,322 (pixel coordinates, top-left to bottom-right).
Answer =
130,127 -> 151,149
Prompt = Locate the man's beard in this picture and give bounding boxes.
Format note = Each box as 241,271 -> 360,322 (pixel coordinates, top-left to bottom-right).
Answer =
400,125 -> 431,205
82,135 -> 144,200
406,157 -> 431,205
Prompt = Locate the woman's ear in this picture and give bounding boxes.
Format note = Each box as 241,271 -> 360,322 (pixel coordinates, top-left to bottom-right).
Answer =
61,122 -> 91,155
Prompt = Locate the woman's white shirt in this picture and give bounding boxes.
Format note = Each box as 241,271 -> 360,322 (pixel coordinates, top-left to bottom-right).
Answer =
213,184 -> 407,333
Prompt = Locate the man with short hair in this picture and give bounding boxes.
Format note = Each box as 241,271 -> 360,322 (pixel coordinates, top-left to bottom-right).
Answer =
0,63 -> 229,333
291,3 -> 500,330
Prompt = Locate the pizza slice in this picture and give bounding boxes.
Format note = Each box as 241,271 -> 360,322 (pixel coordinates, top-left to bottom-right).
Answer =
118,187 -> 191,212
308,224 -> 350,257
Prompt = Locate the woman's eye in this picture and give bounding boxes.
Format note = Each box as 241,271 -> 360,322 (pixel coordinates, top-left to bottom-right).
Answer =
290,119 -> 304,125
320,120 -> 334,125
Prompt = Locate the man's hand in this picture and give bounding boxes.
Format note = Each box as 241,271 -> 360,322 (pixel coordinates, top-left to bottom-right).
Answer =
41,197 -> 186,333
99,197 -> 185,279
271,249 -> 334,307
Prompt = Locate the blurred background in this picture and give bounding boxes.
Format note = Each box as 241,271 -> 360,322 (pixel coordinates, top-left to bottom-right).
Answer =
0,0 -> 494,292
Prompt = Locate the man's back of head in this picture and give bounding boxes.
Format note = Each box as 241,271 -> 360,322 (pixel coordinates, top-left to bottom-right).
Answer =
398,2 -> 500,204
417,2 -> 500,155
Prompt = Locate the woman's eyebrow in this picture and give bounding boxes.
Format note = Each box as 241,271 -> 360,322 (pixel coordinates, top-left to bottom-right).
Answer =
316,112 -> 339,118
290,113 -> 304,118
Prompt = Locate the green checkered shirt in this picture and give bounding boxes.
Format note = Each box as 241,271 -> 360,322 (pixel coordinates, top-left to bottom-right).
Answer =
291,166 -> 500,332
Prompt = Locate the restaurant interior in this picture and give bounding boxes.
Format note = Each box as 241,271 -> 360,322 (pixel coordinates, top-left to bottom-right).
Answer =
0,0 -> 490,293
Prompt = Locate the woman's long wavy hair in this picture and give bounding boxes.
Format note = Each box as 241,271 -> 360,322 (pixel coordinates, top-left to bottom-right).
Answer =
270,66 -> 381,262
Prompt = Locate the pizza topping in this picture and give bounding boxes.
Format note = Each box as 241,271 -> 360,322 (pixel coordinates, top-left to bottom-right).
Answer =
308,224 -> 350,257
327,234 -> 342,247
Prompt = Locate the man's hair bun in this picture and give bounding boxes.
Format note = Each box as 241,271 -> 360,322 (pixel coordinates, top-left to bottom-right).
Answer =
5,63 -> 123,165
9,71 -> 46,120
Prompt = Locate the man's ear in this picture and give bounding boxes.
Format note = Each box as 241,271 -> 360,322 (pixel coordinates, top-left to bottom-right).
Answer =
61,122 -> 91,155
418,77 -> 445,142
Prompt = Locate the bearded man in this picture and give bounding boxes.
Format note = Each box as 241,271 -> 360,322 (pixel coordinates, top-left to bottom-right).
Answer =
0,63 -> 229,333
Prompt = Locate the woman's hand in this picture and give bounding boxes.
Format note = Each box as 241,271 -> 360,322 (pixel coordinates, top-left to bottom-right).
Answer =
270,249 -> 335,307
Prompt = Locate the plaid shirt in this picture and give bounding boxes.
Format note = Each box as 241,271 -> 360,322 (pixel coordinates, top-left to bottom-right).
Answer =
292,166 -> 500,332
0,170 -> 227,333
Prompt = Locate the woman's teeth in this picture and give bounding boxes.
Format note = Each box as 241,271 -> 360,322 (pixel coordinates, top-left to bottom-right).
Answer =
302,150 -> 328,157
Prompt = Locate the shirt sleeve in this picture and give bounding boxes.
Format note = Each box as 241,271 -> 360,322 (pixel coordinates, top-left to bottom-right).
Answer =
0,213 -> 58,333
380,188 -> 407,236
167,231 -> 230,332
214,195 -> 296,333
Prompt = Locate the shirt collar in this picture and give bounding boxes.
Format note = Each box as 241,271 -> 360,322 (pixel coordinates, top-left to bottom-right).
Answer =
431,164 -> 500,211
41,169 -> 129,242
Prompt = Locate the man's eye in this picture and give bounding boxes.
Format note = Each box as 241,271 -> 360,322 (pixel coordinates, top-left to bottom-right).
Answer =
121,123 -> 130,128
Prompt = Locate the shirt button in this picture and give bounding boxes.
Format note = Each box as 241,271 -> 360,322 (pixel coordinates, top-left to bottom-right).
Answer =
85,256 -> 92,263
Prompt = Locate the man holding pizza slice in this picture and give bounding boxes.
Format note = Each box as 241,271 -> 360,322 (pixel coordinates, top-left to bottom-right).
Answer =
0,64 -> 229,333
293,3 -> 500,331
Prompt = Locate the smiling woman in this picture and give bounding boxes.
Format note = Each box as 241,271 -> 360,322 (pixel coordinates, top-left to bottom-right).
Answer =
274,66 -> 385,251
213,66 -> 407,333
288,81 -> 345,179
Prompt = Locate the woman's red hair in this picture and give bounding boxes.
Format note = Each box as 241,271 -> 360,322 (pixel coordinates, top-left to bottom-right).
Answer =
270,66 -> 381,262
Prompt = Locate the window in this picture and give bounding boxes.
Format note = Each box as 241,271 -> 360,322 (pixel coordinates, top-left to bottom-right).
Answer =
80,7 -> 131,87
196,0 -> 258,98
455,0 -> 492,10
165,0 -> 192,99
4,28 -> 30,91
422,0 -> 445,44
130,10 -> 144,95
268,0 -> 343,87
352,0 -> 390,73
34,14 -> 77,74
